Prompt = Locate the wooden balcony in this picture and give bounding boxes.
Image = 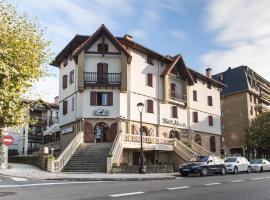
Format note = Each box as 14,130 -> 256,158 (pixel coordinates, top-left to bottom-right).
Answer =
169,90 -> 187,102
84,72 -> 121,87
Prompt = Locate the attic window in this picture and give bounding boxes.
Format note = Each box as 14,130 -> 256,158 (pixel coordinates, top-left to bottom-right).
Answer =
170,68 -> 176,75
146,56 -> 154,65
97,43 -> 108,53
63,58 -> 68,67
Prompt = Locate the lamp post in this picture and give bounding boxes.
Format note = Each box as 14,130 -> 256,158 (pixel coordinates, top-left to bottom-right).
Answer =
137,102 -> 145,174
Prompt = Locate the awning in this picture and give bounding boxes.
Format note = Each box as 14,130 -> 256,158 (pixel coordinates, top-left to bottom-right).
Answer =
43,123 -> 60,136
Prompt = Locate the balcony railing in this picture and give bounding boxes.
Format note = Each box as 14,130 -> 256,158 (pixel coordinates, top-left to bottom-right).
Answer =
84,72 -> 121,87
170,90 -> 187,102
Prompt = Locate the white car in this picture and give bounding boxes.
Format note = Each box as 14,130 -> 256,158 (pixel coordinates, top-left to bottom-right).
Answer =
250,159 -> 270,172
224,157 -> 251,174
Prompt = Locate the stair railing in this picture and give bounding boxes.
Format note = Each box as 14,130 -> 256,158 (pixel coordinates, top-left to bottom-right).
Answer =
191,141 -> 214,156
123,134 -> 173,145
107,130 -> 123,172
172,139 -> 198,161
53,132 -> 83,172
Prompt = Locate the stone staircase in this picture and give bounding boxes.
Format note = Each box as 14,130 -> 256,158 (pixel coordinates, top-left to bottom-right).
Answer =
63,143 -> 112,173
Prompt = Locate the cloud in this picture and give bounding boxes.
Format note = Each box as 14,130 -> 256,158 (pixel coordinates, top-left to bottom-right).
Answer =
202,0 -> 270,80
169,30 -> 187,41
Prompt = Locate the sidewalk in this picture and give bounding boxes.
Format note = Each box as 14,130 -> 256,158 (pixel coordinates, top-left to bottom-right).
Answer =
0,163 -> 178,181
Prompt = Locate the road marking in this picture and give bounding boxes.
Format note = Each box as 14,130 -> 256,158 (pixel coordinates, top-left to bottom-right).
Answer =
167,186 -> 190,190
0,181 -> 108,188
204,182 -> 221,186
176,177 -> 183,180
251,177 -> 270,180
110,191 -> 144,197
231,180 -> 244,183
10,177 -> 28,182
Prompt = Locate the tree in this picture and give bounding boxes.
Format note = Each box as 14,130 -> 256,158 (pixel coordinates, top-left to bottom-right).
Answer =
246,112 -> 270,159
0,0 -> 51,167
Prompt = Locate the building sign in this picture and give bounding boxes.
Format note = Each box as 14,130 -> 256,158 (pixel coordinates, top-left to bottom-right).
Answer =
162,118 -> 186,128
61,126 -> 74,135
93,109 -> 110,116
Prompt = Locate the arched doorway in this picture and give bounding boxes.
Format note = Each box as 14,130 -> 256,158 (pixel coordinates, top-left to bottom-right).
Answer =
210,136 -> 216,152
94,122 -> 109,143
84,121 -> 94,143
195,134 -> 202,145
169,130 -> 180,140
141,126 -> 148,136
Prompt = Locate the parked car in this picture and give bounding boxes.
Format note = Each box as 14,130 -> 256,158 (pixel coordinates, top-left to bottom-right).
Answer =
179,155 -> 226,177
224,157 -> 251,174
250,159 -> 270,172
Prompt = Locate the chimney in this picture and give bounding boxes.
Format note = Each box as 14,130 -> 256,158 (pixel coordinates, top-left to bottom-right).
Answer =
123,34 -> 133,41
206,68 -> 212,78
54,96 -> 59,105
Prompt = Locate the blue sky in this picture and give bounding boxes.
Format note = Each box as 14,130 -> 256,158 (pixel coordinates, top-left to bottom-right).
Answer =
14,0 -> 270,102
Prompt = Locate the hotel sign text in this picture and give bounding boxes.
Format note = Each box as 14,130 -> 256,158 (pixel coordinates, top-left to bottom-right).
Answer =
162,118 -> 186,128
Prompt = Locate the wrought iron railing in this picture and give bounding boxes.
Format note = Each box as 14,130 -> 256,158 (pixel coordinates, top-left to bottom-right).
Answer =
84,72 -> 121,86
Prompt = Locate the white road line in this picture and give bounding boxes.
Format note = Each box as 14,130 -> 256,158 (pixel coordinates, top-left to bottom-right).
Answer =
167,186 -> 190,190
231,180 -> 244,183
0,181 -> 108,188
10,177 -> 28,182
251,177 -> 270,180
204,182 -> 221,186
176,177 -> 183,180
110,191 -> 144,197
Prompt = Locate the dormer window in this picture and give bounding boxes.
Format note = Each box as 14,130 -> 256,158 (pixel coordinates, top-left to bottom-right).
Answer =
146,56 -> 154,65
97,43 -> 108,53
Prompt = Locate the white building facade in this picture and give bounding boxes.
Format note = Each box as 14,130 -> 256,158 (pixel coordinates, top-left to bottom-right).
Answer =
52,25 -> 225,170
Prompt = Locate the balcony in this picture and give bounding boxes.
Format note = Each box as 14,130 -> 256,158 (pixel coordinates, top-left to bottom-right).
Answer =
170,90 -> 187,102
260,90 -> 270,104
84,72 -> 121,87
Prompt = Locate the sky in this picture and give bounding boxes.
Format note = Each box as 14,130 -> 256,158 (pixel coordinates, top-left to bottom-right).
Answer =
14,0 -> 270,103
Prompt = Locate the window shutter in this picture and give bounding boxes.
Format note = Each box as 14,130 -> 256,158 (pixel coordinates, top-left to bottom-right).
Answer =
208,115 -> 213,126
193,90 -> 197,101
63,101 -> 68,115
193,75 -> 197,83
63,75 -> 68,89
90,92 -> 97,105
172,106 -> 177,118
108,92 -> 113,106
147,100 -> 153,113
147,73 -> 153,87
193,112 -> 198,122
208,96 -> 213,106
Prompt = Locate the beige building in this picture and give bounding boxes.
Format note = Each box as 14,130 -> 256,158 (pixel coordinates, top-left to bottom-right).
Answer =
50,25 -> 225,173
213,66 -> 270,157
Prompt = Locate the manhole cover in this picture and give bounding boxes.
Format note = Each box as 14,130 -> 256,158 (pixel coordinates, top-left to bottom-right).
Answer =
0,192 -> 17,197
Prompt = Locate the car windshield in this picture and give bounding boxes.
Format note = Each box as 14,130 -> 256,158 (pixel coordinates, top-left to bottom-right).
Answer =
190,156 -> 209,162
224,158 -> 237,162
251,160 -> 262,164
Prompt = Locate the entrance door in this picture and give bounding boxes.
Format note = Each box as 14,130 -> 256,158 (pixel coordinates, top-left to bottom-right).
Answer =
84,121 -> 94,143
94,122 -> 109,142
108,122 -> 118,142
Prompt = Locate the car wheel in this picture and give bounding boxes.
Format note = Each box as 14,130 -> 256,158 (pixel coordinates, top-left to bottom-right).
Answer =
247,167 -> 251,174
260,167 -> 264,173
181,173 -> 188,177
233,167 -> 238,174
201,168 -> 208,176
220,167 -> 226,176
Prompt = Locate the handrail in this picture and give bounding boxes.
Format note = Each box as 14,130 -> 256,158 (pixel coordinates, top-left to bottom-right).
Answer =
107,131 -> 123,172
123,134 -> 173,145
54,132 -> 83,172
191,141 -> 214,156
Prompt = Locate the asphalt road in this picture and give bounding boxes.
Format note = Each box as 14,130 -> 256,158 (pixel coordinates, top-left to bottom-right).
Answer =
0,172 -> 270,200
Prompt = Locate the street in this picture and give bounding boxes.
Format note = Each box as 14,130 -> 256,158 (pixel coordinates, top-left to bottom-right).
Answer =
0,172 -> 270,200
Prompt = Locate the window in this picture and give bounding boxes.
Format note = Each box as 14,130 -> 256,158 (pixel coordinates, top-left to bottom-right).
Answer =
250,93 -> 252,102
250,106 -> 253,115
63,100 -> 68,115
193,75 -> 197,83
193,112 -> 198,123
147,73 -> 153,87
221,111 -> 224,117
195,134 -> 201,145
63,58 -> 68,67
210,136 -> 216,152
69,70 -> 74,84
208,96 -> 213,106
207,81 -> 211,89
208,115 -> 213,126
97,43 -> 108,52
147,99 -> 154,113
253,96 -> 256,104
90,92 -> 113,106
71,97 -> 74,111
146,56 -> 154,65
170,83 -> 176,98
62,75 -> 68,89
193,90 -> 197,101
172,106 -> 177,118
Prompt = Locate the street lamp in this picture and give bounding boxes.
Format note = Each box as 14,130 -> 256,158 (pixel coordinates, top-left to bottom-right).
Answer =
137,102 -> 145,174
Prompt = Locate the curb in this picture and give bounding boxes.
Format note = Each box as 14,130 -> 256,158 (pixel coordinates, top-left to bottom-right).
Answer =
45,176 -> 176,181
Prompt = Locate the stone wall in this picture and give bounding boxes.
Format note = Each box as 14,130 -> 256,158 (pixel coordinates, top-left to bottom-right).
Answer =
111,164 -> 174,173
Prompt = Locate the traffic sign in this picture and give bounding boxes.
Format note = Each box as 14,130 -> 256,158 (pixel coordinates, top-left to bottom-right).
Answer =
2,135 -> 14,146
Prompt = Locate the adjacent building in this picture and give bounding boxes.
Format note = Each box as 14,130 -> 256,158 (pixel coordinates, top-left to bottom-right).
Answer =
51,25 -> 225,172
213,66 -> 270,156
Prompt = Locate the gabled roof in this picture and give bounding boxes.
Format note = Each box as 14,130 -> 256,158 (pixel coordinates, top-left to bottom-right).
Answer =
73,24 -> 131,63
51,34 -> 89,67
161,55 -> 194,85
